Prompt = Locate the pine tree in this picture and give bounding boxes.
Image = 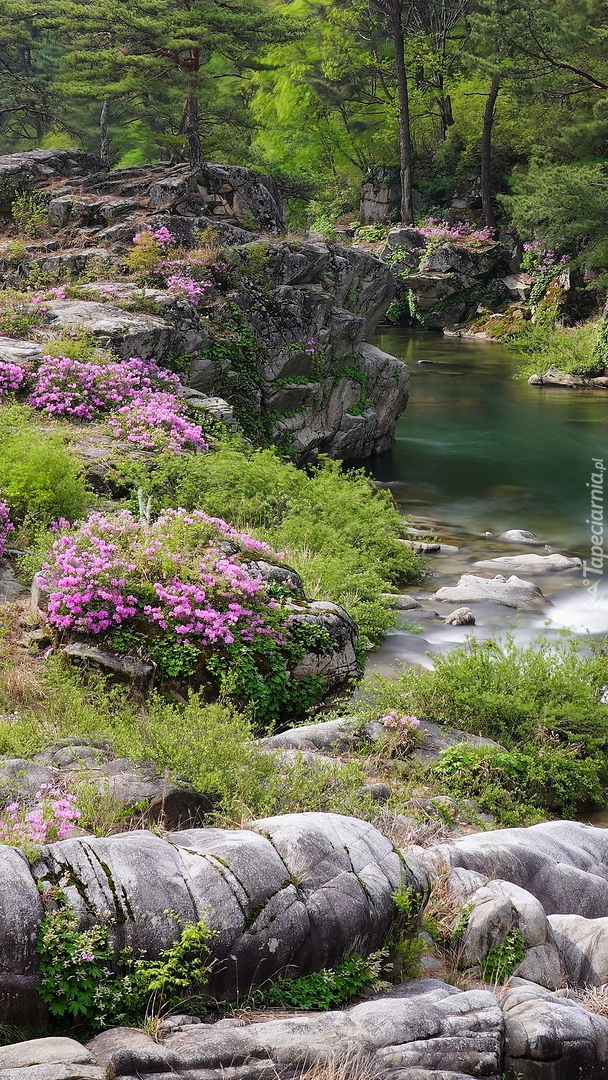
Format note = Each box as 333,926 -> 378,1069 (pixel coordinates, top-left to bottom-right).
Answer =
44,0 -> 296,167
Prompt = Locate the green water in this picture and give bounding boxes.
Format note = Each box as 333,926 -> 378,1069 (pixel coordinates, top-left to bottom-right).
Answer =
369,329 -> 608,551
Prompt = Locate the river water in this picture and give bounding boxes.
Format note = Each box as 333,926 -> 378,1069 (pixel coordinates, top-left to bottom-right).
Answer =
366,328 -> 608,674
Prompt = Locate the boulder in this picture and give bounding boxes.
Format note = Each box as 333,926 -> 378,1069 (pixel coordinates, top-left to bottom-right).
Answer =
59,642 -> 156,692
473,554 -> 581,574
503,979 -> 608,1080
432,574 -> 548,612
422,242 -> 504,279
498,530 -> 542,545
420,821 -> 608,919
43,299 -> 206,360
287,601 -> 359,693
444,607 -> 476,625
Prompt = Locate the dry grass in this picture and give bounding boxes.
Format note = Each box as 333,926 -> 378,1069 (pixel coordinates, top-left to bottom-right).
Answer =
573,985 -> 608,1017
295,1052 -> 375,1080
372,809 -> 452,849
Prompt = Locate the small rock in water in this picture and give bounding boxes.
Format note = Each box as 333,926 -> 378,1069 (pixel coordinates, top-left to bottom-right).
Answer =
499,529 -> 542,544
444,607 -> 476,626
473,553 -> 581,574
381,593 -> 422,610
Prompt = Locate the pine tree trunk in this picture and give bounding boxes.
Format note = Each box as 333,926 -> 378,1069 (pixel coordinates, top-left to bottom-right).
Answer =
100,99 -> 110,167
481,75 -> 500,232
184,91 -> 203,168
392,8 -> 414,225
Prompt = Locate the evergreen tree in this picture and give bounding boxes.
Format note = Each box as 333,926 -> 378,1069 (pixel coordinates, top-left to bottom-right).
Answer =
44,0 -> 296,167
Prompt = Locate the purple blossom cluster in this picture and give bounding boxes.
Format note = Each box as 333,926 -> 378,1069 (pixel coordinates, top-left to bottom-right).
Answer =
380,711 -> 421,753
0,360 -> 27,397
133,226 -> 175,246
421,219 -> 493,244
41,509 -> 282,648
0,784 -> 80,845
165,273 -> 213,306
107,391 -> 208,454
521,240 -> 569,271
0,499 -> 14,556
28,355 -> 180,420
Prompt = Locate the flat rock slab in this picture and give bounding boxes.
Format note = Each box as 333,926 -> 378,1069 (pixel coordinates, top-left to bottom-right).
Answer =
433,574 -> 548,612
473,554 -> 581,574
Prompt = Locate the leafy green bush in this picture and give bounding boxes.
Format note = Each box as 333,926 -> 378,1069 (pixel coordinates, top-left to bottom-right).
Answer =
481,927 -> 526,984
432,743 -> 604,823
11,193 -> 50,238
116,443 -> 423,647
352,635 -> 608,749
36,903 -> 215,1031
0,427 -> 89,526
264,955 -> 383,1010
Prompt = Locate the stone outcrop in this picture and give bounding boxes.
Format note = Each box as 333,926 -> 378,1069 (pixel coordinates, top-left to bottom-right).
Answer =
379,227 -> 509,331
0,813 -> 425,1027
419,821 -> 608,995
472,553 -> 581,574
6,977 -> 608,1079
0,151 -> 409,462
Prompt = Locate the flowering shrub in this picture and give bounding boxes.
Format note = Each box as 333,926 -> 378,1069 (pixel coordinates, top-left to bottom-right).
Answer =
418,219 -> 494,247
0,498 -> 14,555
521,240 -> 569,273
40,509 -> 329,723
41,509 -> 275,639
29,355 -> 180,420
0,784 -> 80,845
133,226 -> 175,246
107,391 -> 208,454
166,273 -> 213,305
380,711 -> 421,756
0,360 -> 27,397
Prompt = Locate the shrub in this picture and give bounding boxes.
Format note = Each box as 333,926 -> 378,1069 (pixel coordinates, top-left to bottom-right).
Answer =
116,444 -> 423,647
264,955 -> 384,1011
39,508 -> 338,725
11,193 -> 50,238
0,784 -> 80,845
29,355 -> 181,420
107,391 -> 208,454
0,429 -> 89,526
36,904 -> 215,1030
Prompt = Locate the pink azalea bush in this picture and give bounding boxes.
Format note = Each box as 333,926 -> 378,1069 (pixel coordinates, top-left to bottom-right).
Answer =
29,355 -> 180,420
0,499 -> 14,556
40,510 -> 330,722
133,226 -> 175,246
380,711 -> 421,755
41,508 -> 276,640
165,273 -> 213,306
0,784 -> 80,845
107,391 -> 208,454
0,360 -> 28,397
420,219 -> 494,245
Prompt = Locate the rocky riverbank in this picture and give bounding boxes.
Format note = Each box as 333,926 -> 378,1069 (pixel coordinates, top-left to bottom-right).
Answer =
0,149 -> 410,462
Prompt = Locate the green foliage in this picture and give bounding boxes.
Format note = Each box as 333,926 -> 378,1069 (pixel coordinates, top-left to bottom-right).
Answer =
349,635 -> 608,823
502,162 -> 608,272
481,927 -> 525,984
10,192 -> 49,237
0,288 -> 46,337
0,426 -> 89,527
42,331 -> 105,364
115,442 -> 423,647
124,233 -> 161,283
36,903 -> 215,1030
264,954 -> 384,1010
431,743 -> 604,824
509,322 -> 606,379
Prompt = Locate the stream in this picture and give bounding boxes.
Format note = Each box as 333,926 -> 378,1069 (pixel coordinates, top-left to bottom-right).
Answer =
365,329 -> 608,675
